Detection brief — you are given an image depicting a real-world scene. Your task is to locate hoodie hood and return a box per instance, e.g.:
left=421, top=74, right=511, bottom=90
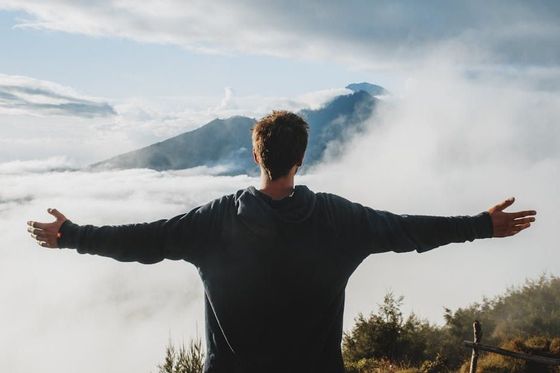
left=235, top=185, right=316, bottom=236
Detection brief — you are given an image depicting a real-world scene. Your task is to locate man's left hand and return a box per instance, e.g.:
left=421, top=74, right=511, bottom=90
left=488, top=197, right=536, bottom=237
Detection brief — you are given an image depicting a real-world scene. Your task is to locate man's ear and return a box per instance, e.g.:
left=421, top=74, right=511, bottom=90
left=252, top=149, right=259, bottom=165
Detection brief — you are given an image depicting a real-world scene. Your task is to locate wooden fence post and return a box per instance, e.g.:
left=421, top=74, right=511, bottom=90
left=469, top=320, right=482, bottom=373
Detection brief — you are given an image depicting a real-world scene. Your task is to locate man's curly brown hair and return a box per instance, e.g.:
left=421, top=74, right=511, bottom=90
left=252, top=111, right=309, bottom=180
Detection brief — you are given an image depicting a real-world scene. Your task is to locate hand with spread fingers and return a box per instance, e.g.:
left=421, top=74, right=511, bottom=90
left=488, top=197, right=537, bottom=237
left=27, top=208, right=68, bottom=248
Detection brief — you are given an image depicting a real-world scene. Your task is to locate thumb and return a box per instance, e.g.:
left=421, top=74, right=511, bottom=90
left=47, top=208, right=66, bottom=222
left=494, top=197, right=515, bottom=212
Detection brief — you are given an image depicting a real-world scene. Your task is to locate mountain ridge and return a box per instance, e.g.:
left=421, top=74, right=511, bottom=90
left=91, top=84, right=383, bottom=174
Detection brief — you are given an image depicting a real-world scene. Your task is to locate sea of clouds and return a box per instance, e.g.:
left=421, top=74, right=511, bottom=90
left=1, top=64, right=559, bottom=372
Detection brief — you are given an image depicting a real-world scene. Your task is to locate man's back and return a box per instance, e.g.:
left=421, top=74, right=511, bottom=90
left=199, top=186, right=360, bottom=372
left=57, top=184, right=492, bottom=372
left=195, top=185, right=492, bottom=372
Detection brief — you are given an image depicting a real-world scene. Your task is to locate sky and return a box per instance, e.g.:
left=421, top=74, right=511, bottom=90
left=1, top=1, right=560, bottom=372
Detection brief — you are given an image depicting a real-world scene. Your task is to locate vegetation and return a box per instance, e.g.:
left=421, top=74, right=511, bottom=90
left=157, top=338, right=205, bottom=373
left=459, top=336, right=560, bottom=373
left=343, top=293, right=446, bottom=371
left=343, top=275, right=560, bottom=372
left=157, top=275, right=560, bottom=372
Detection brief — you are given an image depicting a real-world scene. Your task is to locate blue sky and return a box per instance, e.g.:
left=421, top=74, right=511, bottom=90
left=0, top=9, right=382, bottom=98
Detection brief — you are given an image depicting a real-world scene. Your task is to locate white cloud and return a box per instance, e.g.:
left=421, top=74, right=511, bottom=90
left=0, top=74, right=115, bottom=117
left=0, top=167, right=255, bottom=373
left=0, top=156, right=75, bottom=174
left=311, top=61, right=560, bottom=323
left=214, top=86, right=236, bottom=111
left=1, top=1, right=559, bottom=69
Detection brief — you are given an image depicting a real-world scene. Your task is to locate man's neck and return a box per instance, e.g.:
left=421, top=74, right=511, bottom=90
left=259, top=173, right=295, bottom=200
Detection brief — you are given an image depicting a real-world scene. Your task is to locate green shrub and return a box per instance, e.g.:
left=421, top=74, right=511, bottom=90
left=343, top=293, right=446, bottom=370
left=157, top=338, right=205, bottom=373
left=344, top=357, right=417, bottom=373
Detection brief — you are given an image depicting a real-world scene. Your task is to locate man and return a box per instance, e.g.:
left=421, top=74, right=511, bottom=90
left=27, top=111, right=536, bottom=373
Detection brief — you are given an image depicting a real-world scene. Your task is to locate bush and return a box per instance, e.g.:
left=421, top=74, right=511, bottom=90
left=344, top=357, right=418, bottom=373
left=419, top=354, right=449, bottom=373
left=343, top=293, right=446, bottom=370
left=157, top=338, right=205, bottom=373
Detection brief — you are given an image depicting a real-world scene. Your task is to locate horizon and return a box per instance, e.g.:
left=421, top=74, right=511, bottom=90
left=1, top=2, right=559, bottom=372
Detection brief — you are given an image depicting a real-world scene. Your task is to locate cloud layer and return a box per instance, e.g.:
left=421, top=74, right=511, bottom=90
left=0, top=74, right=115, bottom=117
left=2, top=0, right=560, bottom=68
left=1, top=167, right=253, bottom=373
left=0, top=73, right=348, bottom=164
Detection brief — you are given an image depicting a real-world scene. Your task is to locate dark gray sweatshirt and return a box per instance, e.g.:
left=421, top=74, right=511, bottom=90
left=58, top=185, right=493, bottom=373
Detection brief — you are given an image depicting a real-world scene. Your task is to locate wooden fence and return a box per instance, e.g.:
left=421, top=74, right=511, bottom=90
left=464, top=320, right=560, bottom=373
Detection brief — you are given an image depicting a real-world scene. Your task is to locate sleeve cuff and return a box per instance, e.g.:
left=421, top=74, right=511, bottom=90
left=472, top=211, right=494, bottom=239
left=57, top=220, right=81, bottom=249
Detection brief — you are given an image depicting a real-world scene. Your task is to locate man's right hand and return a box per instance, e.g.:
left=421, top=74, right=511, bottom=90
left=27, top=208, right=68, bottom=248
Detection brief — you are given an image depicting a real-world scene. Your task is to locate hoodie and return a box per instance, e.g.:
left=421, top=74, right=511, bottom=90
left=58, top=185, right=493, bottom=373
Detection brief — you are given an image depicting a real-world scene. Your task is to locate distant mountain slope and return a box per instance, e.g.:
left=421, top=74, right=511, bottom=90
left=301, top=90, right=377, bottom=167
left=92, top=85, right=381, bottom=174
left=346, top=82, right=388, bottom=96
left=91, top=116, right=256, bottom=172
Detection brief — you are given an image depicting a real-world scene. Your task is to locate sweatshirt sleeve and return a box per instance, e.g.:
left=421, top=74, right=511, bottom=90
left=57, top=201, right=219, bottom=265
left=326, top=194, right=493, bottom=259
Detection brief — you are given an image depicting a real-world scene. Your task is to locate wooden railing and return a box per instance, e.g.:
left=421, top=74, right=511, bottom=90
left=464, top=320, right=560, bottom=373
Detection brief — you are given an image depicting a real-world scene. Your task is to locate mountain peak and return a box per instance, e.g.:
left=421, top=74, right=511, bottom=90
left=346, top=82, right=388, bottom=96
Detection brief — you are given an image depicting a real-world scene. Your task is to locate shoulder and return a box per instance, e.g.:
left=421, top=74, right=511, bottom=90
left=315, top=191, right=351, bottom=203
left=314, top=191, right=363, bottom=210
left=196, top=192, right=237, bottom=215
left=311, top=191, right=368, bottom=226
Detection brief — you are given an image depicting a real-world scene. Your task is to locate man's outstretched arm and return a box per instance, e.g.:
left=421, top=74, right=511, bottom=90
left=27, top=205, right=215, bottom=264
left=335, top=196, right=536, bottom=257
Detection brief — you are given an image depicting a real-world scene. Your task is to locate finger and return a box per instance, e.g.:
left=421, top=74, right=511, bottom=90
left=30, top=232, right=49, bottom=241
left=509, top=224, right=531, bottom=236
left=513, top=222, right=531, bottom=229
left=494, top=197, right=515, bottom=212
left=47, top=208, right=66, bottom=222
left=512, top=217, right=536, bottom=225
left=511, top=210, right=537, bottom=218
left=511, top=224, right=531, bottom=236
left=27, top=226, right=45, bottom=235
left=27, top=221, right=49, bottom=229
left=38, top=240, right=57, bottom=248
left=34, top=232, right=51, bottom=241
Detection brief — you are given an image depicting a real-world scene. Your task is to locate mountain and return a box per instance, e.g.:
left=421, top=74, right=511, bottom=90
left=92, top=116, right=256, bottom=173
left=346, top=82, right=388, bottom=96
left=91, top=85, right=381, bottom=174
left=300, top=90, right=377, bottom=169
